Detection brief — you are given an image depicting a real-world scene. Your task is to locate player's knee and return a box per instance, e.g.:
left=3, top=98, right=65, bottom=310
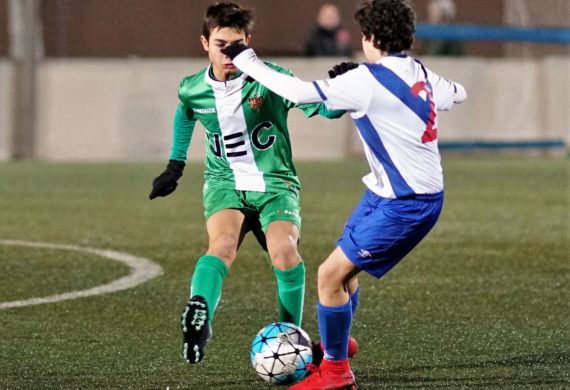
left=270, top=253, right=301, bottom=270
left=207, top=234, right=239, bottom=264
left=317, top=262, right=343, bottom=292
left=268, top=242, right=300, bottom=270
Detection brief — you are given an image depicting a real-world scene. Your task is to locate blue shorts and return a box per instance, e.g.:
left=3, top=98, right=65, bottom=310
left=337, top=190, right=443, bottom=279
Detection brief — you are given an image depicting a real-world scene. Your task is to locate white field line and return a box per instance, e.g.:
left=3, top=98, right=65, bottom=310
left=0, top=239, right=163, bottom=310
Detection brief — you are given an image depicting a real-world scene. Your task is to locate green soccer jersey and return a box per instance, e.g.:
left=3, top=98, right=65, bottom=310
left=169, top=63, right=344, bottom=193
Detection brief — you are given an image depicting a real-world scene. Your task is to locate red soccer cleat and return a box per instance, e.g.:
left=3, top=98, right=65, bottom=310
left=290, top=359, right=356, bottom=390
left=311, top=336, right=359, bottom=367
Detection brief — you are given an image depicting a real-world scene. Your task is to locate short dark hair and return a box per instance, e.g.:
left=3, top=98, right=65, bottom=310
left=202, top=2, right=254, bottom=40
left=355, top=0, right=416, bottom=53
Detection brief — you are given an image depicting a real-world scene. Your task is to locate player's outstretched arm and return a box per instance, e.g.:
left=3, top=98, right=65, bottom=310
left=222, top=44, right=323, bottom=105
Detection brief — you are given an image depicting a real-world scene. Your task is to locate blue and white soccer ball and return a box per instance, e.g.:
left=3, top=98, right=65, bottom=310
left=250, top=322, right=313, bottom=385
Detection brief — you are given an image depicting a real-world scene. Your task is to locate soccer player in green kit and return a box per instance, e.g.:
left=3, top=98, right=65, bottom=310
left=149, top=2, right=344, bottom=364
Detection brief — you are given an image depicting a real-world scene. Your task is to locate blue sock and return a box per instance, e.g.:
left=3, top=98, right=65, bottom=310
left=350, top=287, right=360, bottom=317
left=317, top=300, right=352, bottom=361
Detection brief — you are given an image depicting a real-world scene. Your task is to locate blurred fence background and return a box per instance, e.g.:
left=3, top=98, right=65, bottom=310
left=0, top=0, right=568, bottom=161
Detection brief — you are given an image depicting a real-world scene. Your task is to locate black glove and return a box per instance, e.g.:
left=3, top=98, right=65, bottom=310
left=221, top=43, right=249, bottom=60
left=149, top=160, right=185, bottom=200
left=328, top=62, right=359, bottom=79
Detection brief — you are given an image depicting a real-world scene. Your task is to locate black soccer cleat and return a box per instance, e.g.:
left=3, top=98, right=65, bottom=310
left=181, top=295, right=211, bottom=364
left=311, top=341, right=324, bottom=367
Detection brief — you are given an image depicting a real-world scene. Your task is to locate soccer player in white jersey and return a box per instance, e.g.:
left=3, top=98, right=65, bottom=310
left=222, top=0, right=467, bottom=388
left=148, top=2, right=346, bottom=365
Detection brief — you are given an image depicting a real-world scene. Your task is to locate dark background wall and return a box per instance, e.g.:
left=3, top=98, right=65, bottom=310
left=37, top=0, right=504, bottom=58
left=1, top=0, right=565, bottom=58
left=0, top=0, right=7, bottom=56
left=38, top=0, right=367, bottom=57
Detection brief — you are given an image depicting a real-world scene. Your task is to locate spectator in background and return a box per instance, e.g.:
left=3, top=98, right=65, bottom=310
left=304, top=3, right=353, bottom=57
left=425, top=0, right=464, bottom=56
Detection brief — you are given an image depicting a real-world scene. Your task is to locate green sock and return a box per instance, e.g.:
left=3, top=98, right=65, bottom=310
left=273, top=262, right=305, bottom=327
left=190, top=255, right=229, bottom=327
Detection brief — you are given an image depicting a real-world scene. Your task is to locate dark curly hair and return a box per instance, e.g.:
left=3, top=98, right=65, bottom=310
left=202, top=2, right=254, bottom=40
left=355, top=0, right=416, bottom=53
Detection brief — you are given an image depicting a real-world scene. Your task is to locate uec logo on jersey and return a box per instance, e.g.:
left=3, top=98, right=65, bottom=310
left=251, top=121, right=276, bottom=150
left=208, top=121, right=276, bottom=158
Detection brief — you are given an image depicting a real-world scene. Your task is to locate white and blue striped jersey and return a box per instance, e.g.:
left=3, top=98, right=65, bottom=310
left=312, top=55, right=465, bottom=198
left=232, top=49, right=467, bottom=199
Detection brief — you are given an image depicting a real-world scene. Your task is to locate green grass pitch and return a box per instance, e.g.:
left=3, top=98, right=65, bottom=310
left=0, top=156, right=568, bottom=389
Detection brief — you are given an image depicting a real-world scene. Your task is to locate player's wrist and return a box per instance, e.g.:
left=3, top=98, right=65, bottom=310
left=167, top=159, right=185, bottom=175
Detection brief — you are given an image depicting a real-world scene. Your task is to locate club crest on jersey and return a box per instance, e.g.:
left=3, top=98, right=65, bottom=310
left=248, top=95, right=264, bottom=111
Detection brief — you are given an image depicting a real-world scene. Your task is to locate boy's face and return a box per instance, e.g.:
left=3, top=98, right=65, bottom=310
left=201, top=27, right=251, bottom=81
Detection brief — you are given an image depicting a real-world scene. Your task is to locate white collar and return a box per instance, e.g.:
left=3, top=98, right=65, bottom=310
left=204, top=65, right=248, bottom=93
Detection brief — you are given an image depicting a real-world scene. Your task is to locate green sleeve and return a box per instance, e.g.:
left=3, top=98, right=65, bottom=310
left=295, top=103, right=346, bottom=119
left=169, top=103, right=196, bottom=162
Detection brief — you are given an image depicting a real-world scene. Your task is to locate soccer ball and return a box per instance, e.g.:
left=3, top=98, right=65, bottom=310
left=250, top=322, right=313, bottom=385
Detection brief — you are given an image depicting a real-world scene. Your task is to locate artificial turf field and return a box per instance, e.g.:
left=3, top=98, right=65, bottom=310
left=0, top=156, right=568, bottom=389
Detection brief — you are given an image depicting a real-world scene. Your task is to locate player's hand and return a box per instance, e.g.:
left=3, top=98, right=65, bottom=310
left=221, top=43, right=249, bottom=60
left=328, top=62, right=359, bottom=78
left=149, top=160, right=185, bottom=200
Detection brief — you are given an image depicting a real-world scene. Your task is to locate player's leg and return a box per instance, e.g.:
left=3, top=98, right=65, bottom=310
left=194, top=208, right=246, bottom=319
left=291, top=191, right=388, bottom=388
left=317, top=247, right=361, bottom=360
left=265, top=220, right=305, bottom=326
left=182, top=209, right=246, bottom=364
left=315, top=191, right=444, bottom=385
left=182, top=188, right=249, bottom=364
left=255, top=190, right=305, bottom=327
left=290, top=247, right=359, bottom=390
left=313, top=272, right=360, bottom=366
left=310, top=195, right=366, bottom=367
left=247, top=211, right=307, bottom=326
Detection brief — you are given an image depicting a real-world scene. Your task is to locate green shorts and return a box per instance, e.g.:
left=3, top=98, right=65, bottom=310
left=203, top=186, right=302, bottom=233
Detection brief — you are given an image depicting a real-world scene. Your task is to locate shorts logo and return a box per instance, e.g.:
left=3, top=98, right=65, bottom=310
left=277, top=209, right=298, bottom=217
left=248, top=95, right=265, bottom=111
left=358, top=249, right=371, bottom=258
